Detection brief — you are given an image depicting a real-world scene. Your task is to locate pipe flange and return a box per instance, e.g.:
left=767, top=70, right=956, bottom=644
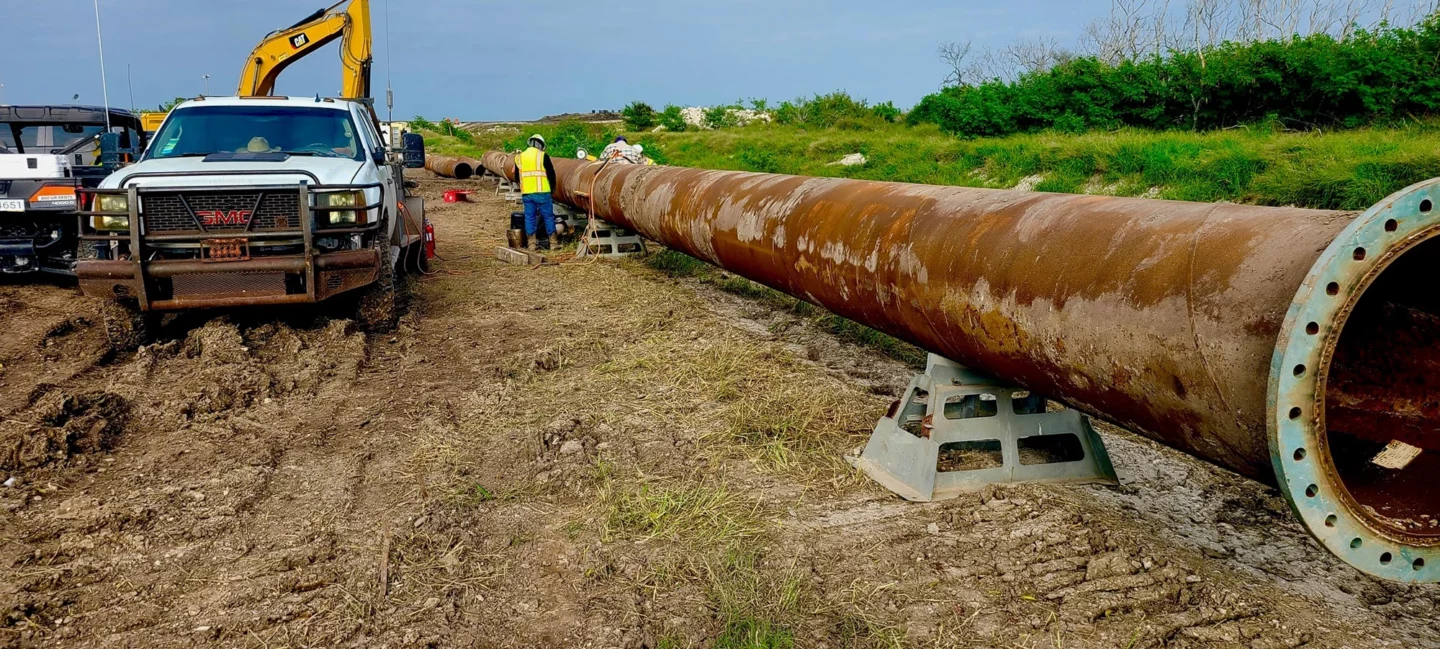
left=1270, top=179, right=1440, bottom=582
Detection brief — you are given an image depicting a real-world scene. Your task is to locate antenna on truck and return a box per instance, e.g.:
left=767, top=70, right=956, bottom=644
left=384, top=0, right=394, bottom=125
left=92, top=0, right=112, bottom=130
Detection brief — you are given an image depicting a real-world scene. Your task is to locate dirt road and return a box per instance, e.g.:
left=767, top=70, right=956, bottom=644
left=1, top=172, right=1436, bottom=648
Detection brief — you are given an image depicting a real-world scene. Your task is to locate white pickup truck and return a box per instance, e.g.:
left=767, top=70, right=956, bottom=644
left=77, top=96, right=427, bottom=347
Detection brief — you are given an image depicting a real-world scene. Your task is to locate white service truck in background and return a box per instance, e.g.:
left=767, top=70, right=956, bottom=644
left=76, top=96, right=427, bottom=347
left=0, top=106, right=146, bottom=275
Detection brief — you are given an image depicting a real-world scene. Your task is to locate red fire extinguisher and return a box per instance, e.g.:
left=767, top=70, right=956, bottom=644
left=424, top=218, right=437, bottom=259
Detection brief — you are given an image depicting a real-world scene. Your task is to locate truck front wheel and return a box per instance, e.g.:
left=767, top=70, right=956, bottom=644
left=354, top=256, right=399, bottom=334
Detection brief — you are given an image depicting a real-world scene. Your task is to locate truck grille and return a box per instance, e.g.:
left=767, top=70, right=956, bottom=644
left=172, top=271, right=289, bottom=299
left=0, top=181, right=10, bottom=195
left=140, top=191, right=301, bottom=234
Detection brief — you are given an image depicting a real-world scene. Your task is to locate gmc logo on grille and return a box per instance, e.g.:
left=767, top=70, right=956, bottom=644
left=197, top=209, right=253, bottom=226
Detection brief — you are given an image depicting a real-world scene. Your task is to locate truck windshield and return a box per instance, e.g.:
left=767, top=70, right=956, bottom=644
left=146, top=106, right=363, bottom=161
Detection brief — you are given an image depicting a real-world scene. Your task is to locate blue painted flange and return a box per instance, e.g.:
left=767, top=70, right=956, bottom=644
left=1269, top=179, right=1440, bottom=582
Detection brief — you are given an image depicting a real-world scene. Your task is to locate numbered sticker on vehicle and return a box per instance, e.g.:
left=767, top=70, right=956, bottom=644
left=0, top=200, right=25, bottom=212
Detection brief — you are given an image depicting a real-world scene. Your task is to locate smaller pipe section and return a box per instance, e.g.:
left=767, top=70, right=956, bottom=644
left=425, top=155, right=474, bottom=180
left=458, top=156, right=485, bottom=176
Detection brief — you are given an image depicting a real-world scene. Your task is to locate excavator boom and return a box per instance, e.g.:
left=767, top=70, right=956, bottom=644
left=236, top=0, right=372, bottom=99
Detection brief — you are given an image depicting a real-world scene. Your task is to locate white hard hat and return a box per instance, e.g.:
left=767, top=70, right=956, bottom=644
left=633, top=144, right=644, bottom=153
left=529, top=134, right=546, bottom=147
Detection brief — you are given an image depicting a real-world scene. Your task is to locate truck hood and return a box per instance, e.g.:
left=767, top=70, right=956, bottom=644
left=102, top=156, right=366, bottom=189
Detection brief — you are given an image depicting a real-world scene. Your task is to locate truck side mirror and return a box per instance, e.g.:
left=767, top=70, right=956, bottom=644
left=99, top=132, right=122, bottom=170
left=402, top=133, right=426, bottom=169
left=372, top=145, right=386, bottom=165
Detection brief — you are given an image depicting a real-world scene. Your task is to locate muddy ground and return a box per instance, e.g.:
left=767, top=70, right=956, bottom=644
left=1, top=172, right=1436, bottom=648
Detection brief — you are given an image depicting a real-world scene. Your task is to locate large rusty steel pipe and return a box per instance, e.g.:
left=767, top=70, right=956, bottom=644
left=481, top=152, right=515, bottom=181
left=425, top=155, right=474, bottom=180
left=517, top=152, right=1440, bottom=582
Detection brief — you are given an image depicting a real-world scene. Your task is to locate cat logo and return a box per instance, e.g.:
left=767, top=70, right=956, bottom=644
left=290, top=33, right=310, bottom=49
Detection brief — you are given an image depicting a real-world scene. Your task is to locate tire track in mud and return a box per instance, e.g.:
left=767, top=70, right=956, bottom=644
left=1, top=306, right=378, bottom=645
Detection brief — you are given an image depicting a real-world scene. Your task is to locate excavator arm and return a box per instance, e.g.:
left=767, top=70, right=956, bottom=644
left=236, top=0, right=372, bottom=99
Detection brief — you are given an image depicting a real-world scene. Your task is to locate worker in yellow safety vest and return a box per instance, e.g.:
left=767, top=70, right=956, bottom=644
left=513, top=134, right=559, bottom=250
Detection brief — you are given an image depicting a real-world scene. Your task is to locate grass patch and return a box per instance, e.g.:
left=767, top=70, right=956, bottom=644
left=601, top=333, right=878, bottom=481
left=647, top=249, right=711, bottom=278
left=713, top=619, right=795, bottom=649
left=597, top=476, right=763, bottom=546
left=722, top=391, right=867, bottom=475
left=703, top=549, right=806, bottom=649
left=644, top=120, right=1440, bottom=210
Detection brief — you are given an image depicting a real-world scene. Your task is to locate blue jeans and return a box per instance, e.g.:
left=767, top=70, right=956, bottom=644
left=523, top=193, right=556, bottom=239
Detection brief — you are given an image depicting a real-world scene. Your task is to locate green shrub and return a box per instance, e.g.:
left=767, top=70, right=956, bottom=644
left=410, top=115, right=437, bottom=131
left=660, top=105, right=688, bottom=132
left=765, top=92, right=900, bottom=130
left=500, top=121, right=617, bottom=160
left=436, top=118, right=474, bottom=144
left=910, top=17, right=1440, bottom=138
left=705, top=105, right=741, bottom=130
left=735, top=143, right=785, bottom=174
left=871, top=101, right=901, bottom=123
left=622, top=102, right=657, bottom=131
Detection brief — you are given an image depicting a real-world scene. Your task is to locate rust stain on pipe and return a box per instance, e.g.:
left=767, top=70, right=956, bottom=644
left=511, top=152, right=1440, bottom=580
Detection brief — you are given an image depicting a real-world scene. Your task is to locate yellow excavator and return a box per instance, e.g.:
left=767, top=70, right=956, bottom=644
left=237, top=0, right=373, bottom=99
left=139, top=1, right=374, bottom=131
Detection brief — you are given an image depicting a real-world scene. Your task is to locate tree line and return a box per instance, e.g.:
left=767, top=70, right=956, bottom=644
left=912, top=0, right=1440, bottom=136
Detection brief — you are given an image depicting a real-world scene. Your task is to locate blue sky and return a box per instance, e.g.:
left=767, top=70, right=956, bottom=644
left=1, top=0, right=1110, bottom=120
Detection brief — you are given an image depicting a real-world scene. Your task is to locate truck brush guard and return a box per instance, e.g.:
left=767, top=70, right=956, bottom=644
left=76, top=170, right=386, bottom=310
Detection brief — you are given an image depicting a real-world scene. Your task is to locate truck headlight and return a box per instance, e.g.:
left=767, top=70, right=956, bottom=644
left=320, top=191, right=364, bottom=225
left=95, top=194, right=129, bottom=213
left=92, top=215, right=129, bottom=231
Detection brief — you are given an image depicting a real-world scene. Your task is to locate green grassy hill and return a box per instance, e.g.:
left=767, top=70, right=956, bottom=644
left=427, top=118, right=1440, bottom=212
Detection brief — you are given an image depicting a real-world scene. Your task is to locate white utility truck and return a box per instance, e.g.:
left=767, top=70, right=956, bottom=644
left=76, top=96, right=427, bottom=347
left=0, top=106, right=146, bottom=275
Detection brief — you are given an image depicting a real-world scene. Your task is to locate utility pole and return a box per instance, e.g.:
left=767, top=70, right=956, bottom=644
left=0, top=84, right=6, bottom=106
left=127, top=63, right=135, bottom=113
left=203, top=74, right=211, bottom=96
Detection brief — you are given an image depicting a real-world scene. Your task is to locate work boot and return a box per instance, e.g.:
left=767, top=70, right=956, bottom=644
left=537, top=237, right=552, bottom=252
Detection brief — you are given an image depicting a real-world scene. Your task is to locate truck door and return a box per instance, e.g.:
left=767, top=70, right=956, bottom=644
left=351, top=104, right=397, bottom=248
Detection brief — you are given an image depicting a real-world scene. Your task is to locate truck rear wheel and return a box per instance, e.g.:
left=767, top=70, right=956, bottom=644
left=99, top=299, right=159, bottom=351
left=354, top=255, right=399, bottom=333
